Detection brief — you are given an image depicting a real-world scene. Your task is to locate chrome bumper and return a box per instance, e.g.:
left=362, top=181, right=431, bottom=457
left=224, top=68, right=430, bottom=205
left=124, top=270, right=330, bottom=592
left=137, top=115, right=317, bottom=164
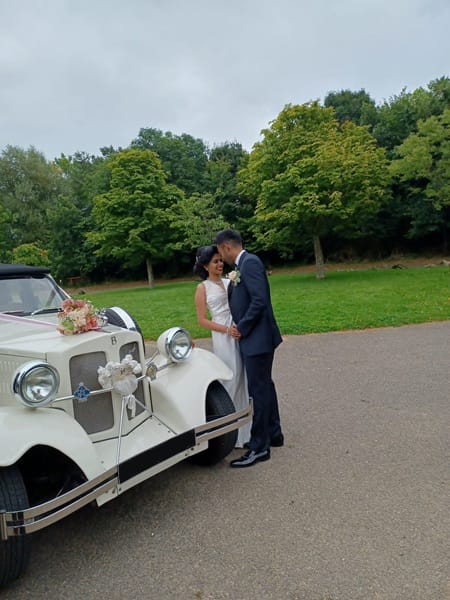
left=0, top=468, right=117, bottom=541
left=0, top=403, right=252, bottom=540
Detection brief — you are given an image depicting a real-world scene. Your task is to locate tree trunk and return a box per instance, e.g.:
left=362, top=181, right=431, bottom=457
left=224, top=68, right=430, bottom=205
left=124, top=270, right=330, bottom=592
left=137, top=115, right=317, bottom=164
left=313, top=234, right=325, bottom=280
left=146, top=257, right=155, bottom=289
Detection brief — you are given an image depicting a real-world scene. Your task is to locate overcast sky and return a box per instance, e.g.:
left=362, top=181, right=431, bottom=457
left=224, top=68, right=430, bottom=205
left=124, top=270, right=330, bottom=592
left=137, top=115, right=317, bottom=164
left=1, top=0, right=449, bottom=160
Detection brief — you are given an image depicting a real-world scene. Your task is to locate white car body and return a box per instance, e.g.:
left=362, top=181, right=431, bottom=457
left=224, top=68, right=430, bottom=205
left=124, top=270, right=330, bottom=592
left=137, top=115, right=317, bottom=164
left=0, top=264, right=251, bottom=587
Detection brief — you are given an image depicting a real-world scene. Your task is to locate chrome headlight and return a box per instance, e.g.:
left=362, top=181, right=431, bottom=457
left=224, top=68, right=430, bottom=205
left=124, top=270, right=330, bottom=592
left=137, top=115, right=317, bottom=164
left=157, top=327, right=193, bottom=362
left=13, top=361, right=60, bottom=408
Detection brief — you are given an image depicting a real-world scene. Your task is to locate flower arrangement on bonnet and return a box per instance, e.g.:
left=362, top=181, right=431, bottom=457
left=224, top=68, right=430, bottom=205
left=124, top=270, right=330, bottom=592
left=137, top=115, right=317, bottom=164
left=57, top=299, right=103, bottom=335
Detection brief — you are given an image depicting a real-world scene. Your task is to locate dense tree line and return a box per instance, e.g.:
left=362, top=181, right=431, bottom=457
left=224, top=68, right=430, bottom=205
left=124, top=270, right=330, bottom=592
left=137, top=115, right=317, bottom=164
left=0, top=76, right=448, bottom=283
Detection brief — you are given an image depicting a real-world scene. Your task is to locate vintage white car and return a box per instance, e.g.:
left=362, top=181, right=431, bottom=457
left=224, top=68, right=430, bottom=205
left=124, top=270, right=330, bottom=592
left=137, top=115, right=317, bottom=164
left=0, top=264, right=251, bottom=587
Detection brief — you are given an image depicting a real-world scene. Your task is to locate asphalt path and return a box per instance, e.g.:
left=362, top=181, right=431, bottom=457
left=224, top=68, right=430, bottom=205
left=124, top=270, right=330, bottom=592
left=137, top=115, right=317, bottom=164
left=4, top=322, right=449, bottom=600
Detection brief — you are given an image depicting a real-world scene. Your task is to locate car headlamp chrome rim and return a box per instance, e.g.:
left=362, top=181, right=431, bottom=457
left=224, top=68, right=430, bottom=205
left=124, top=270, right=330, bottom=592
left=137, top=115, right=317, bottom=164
left=13, top=361, right=60, bottom=408
left=157, top=327, right=193, bottom=362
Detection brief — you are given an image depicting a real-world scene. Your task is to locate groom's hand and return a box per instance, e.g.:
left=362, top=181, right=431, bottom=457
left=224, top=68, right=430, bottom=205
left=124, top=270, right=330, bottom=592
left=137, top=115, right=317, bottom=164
left=230, top=324, right=241, bottom=339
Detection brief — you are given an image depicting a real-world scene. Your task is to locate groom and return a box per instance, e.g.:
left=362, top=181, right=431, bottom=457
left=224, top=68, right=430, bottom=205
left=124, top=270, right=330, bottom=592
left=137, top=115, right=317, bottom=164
left=215, top=229, right=283, bottom=468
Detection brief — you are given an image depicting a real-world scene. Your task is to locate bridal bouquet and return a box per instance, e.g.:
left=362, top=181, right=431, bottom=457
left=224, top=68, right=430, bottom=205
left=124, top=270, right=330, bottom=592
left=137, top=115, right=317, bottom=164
left=57, top=299, right=101, bottom=335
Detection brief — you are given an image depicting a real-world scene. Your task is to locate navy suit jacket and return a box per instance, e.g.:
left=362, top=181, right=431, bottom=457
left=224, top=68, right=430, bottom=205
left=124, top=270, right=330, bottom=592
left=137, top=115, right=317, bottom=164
left=228, top=251, right=282, bottom=356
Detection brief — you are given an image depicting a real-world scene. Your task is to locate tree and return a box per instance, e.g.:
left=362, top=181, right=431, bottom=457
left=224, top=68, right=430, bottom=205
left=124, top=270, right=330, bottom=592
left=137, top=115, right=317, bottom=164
left=55, top=151, right=112, bottom=212
left=87, top=148, right=183, bottom=288
left=239, top=102, right=390, bottom=279
left=373, top=77, right=450, bottom=154
left=46, top=197, right=94, bottom=280
left=390, top=108, right=450, bottom=250
left=169, top=192, right=229, bottom=253
left=51, top=151, right=112, bottom=280
left=0, top=145, right=64, bottom=248
left=428, top=76, right=450, bottom=107
left=12, top=243, right=50, bottom=267
left=206, top=142, right=254, bottom=229
left=0, top=204, right=12, bottom=262
left=131, top=128, right=209, bottom=196
left=324, top=89, right=378, bottom=130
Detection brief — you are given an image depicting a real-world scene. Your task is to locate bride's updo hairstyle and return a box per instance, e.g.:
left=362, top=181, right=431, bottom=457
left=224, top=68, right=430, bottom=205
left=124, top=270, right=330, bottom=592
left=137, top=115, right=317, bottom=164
left=193, top=245, right=219, bottom=280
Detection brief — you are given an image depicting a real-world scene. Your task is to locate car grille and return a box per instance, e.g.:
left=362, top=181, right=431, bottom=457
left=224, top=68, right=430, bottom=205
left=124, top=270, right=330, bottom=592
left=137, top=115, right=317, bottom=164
left=0, top=357, right=25, bottom=398
left=71, top=351, right=114, bottom=434
left=70, top=343, right=146, bottom=435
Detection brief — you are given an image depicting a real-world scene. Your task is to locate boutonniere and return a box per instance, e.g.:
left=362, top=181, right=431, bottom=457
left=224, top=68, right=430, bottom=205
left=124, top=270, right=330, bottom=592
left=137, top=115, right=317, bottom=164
left=227, top=268, right=241, bottom=286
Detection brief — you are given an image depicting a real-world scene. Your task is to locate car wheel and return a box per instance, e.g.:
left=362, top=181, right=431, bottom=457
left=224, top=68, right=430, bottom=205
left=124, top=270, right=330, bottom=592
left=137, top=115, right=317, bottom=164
left=0, top=466, right=31, bottom=587
left=191, top=381, right=238, bottom=466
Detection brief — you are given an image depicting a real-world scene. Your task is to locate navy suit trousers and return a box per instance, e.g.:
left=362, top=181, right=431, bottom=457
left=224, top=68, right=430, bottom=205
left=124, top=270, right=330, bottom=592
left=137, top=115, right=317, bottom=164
left=242, top=351, right=282, bottom=453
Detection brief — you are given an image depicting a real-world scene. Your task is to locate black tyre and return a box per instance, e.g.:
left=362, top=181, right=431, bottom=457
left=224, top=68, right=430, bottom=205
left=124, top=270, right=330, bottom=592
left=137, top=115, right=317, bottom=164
left=0, top=466, right=31, bottom=587
left=191, top=381, right=238, bottom=466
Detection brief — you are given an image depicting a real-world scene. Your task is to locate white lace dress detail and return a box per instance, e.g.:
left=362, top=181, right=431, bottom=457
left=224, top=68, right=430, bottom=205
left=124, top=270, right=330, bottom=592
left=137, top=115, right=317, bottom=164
left=203, top=279, right=251, bottom=448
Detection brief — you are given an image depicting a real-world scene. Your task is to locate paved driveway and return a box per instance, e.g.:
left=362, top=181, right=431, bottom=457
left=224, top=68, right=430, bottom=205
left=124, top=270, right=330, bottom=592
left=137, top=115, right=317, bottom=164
left=4, top=322, right=449, bottom=600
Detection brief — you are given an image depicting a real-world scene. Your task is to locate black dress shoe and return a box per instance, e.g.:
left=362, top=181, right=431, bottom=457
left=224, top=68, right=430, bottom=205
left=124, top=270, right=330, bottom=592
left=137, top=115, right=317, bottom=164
left=271, top=433, right=284, bottom=447
left=230, top=449, right=270, bottom=468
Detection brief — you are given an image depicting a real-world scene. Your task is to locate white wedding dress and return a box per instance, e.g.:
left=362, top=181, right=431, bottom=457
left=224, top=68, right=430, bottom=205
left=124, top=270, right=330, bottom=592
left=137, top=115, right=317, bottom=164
left=203, top=278, right=251, bottom=448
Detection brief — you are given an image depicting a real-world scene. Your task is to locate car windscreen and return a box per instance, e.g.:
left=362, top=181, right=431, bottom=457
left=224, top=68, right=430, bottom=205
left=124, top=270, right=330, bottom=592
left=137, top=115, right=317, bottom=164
left=0, top=275, right=66, bottom=315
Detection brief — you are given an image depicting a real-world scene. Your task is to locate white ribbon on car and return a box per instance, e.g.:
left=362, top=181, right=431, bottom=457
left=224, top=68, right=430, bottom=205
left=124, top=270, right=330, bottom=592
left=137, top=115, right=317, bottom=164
left=97, top=354, right=142, bottom=417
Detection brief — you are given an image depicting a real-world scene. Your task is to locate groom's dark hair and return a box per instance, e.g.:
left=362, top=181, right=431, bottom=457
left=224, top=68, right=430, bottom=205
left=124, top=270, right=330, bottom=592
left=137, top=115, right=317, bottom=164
left=215, top=229, right=242, bottom=246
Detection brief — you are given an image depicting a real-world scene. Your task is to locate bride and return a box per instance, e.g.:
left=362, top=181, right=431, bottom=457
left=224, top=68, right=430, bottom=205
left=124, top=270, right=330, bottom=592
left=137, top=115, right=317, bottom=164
left=194, top=245, right=251, bottom=448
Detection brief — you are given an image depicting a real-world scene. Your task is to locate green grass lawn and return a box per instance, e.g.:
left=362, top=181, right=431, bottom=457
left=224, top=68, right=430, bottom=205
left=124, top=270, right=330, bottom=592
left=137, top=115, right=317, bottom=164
left=80, top=266, right=450, bottom=340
